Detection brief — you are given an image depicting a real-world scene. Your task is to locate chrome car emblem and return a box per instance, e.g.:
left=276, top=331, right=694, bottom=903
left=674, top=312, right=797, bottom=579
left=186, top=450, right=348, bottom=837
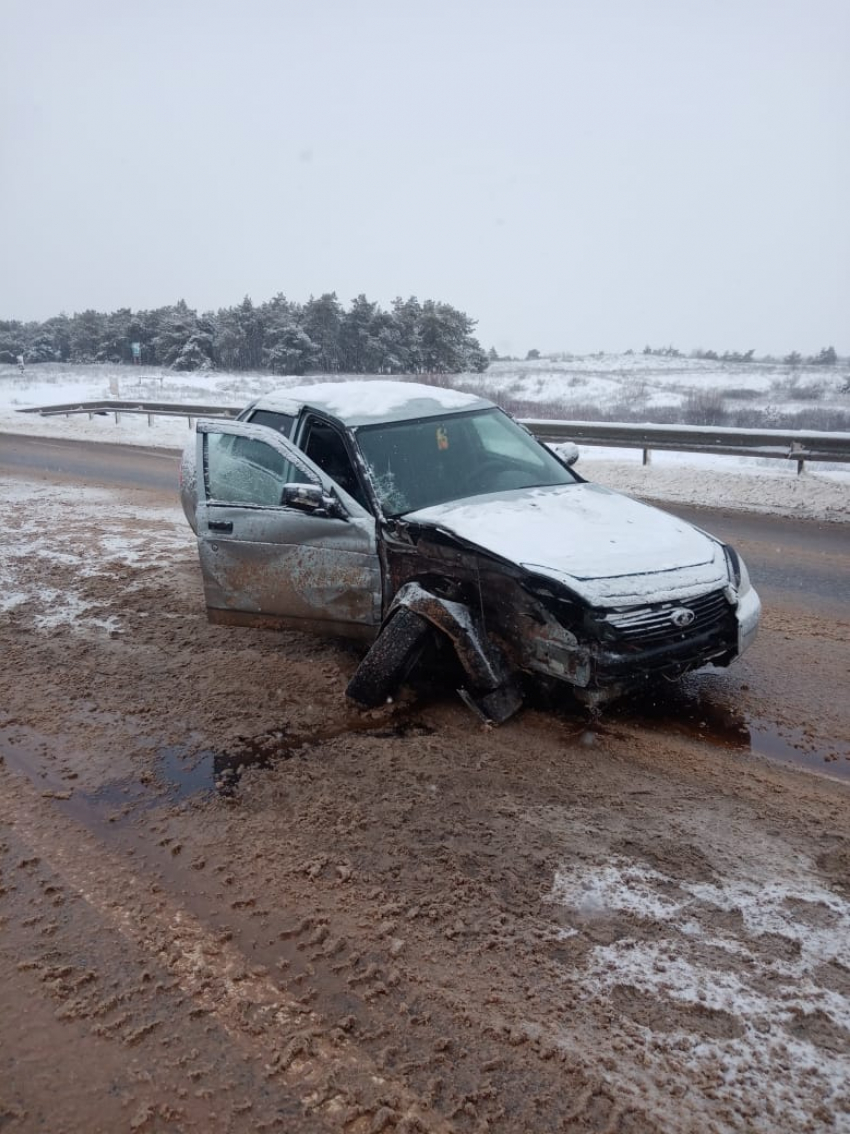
left=669, top=607, right=696, bottom=628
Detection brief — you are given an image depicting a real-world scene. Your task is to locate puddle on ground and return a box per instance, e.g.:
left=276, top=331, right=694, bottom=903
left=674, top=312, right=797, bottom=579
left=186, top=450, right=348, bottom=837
left=0, top=712, right=437, bottom=870
left=57, top=716, right=436, bottom=815
left=2, top=677, right=845, bottom=837
left=157, top=714, right=436, bottom=802
left=158, top=743, right=222, bottom=798
left=0, top=713, right=437, bottom=831
left=600, top=679, right=850, bottom=781
left=150, top=738, right=281, bottom=801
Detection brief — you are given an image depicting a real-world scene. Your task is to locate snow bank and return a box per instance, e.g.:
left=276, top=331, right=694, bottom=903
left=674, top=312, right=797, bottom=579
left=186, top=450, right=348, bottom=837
left=581, top=450, right=850, bottom=524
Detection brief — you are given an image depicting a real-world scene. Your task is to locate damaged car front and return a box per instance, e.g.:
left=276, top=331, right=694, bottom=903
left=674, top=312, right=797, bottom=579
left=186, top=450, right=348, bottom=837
left=348, top=399, right=760, bottom=717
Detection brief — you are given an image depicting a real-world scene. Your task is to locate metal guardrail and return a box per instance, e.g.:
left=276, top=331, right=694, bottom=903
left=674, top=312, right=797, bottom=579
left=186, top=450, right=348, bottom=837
left=18, top=399, right=241, bottom=425
left=525, top=419, right=850, bottom=473
left=18, top=399, right=850, bottom=474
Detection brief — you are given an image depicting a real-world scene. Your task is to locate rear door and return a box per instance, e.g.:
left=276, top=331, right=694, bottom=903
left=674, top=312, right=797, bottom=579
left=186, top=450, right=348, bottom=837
left=193, top=420, right=381, bottom=637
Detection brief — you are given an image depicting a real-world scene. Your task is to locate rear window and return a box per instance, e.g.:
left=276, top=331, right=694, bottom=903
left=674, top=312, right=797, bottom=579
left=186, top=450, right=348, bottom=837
left=246, top=409, right=296, bottom=438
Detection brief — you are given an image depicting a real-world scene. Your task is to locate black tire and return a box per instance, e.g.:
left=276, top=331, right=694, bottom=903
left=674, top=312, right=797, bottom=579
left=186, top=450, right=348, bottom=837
left=346, top=609, right=431, bottom=708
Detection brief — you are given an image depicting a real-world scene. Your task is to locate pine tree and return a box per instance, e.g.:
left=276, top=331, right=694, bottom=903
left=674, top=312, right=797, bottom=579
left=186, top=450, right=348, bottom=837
left=303, top=293, right=344, bottom=372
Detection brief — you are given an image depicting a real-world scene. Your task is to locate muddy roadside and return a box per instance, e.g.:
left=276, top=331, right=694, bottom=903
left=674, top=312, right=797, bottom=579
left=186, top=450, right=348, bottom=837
left=1, top=476, right=849, bottom=1133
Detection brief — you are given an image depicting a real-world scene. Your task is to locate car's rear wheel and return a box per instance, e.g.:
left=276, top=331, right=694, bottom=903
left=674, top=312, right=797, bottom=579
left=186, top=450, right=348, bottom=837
left=346, top=609, right=431, bottom=707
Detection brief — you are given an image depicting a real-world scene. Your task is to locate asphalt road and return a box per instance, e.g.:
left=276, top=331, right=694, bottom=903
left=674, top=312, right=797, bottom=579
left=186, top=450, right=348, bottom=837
left=0, top=431, right=182, bottom=493
left=2, top=431, right=848, bottom=612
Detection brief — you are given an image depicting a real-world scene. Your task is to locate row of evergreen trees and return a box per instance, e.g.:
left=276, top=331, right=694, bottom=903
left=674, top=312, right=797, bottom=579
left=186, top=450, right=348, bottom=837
left=0, top=293, right=488, bottom=375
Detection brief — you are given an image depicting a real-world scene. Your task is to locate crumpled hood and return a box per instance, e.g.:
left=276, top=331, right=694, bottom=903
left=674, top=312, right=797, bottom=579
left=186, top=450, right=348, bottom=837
left=405, top=482, right=729, bottom=605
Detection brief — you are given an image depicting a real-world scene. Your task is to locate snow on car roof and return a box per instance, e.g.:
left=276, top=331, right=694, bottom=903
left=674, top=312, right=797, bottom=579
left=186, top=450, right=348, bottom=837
left=252, top=380, right=490, bottom=426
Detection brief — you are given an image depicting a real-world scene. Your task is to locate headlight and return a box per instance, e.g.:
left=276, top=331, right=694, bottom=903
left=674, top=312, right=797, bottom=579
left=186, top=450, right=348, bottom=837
left=724, top=545, right=751, bottom=597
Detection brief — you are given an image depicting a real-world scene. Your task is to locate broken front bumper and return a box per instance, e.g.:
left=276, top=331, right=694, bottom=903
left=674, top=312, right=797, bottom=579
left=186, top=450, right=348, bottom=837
left=525, top=585, right=761, bottom=698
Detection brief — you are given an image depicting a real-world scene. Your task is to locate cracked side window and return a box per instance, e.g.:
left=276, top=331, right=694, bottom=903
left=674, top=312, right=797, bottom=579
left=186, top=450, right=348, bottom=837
left=204, top=432, right=311, bottom=506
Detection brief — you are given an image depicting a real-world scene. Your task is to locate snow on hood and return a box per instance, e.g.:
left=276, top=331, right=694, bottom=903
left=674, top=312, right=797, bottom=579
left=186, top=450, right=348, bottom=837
left=405, top=483, right=729, bottom=605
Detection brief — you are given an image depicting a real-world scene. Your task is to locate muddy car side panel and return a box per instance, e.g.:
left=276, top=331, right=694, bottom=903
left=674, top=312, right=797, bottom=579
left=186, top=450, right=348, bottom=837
left=194, top=421, right=381, bottom=634
left=197, top=507, right=380, bottom=631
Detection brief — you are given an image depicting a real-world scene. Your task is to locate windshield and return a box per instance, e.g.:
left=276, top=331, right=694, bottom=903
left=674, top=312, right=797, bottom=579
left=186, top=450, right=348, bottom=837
left=356, top=407, right=579, bottom=517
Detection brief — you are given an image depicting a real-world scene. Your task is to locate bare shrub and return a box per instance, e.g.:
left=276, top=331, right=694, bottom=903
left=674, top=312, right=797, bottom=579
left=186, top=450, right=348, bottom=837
left=682, top=390, right=728, bottom=426
left=639, top=405, right=684, bottom=424
left=780, top=406, right=850, bottom=430
left=608, top=399, right=650, bottom=422
left=497, top=395, right=580, bottom=419
left=769, top=373, right=827, bottom=403
left=785, top=381, right=826, bottom=401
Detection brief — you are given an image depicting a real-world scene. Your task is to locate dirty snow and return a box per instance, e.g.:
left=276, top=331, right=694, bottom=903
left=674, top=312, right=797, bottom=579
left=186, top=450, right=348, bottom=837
left=548, top=840, right=850, bottom=1131
left=0, top=477, right=191, bottom=632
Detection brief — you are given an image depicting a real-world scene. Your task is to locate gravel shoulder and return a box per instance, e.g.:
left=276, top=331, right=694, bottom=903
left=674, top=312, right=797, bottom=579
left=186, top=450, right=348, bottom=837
left=1, top=473, right=849, bottom=1134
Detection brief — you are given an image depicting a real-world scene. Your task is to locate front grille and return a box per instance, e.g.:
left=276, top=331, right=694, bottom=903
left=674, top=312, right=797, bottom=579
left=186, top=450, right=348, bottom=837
left=600, top=589, right=732, bottom=649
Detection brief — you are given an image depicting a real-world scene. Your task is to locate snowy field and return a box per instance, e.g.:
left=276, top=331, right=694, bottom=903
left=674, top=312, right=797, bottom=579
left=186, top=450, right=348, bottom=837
left=483, top=353, right=850, bottom=424
left=1, top=359, right=848, bottom=523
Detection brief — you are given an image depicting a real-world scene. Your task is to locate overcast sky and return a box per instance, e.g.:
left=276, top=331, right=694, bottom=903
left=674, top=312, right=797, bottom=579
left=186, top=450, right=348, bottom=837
left=2, top=0, right=848, bottom=357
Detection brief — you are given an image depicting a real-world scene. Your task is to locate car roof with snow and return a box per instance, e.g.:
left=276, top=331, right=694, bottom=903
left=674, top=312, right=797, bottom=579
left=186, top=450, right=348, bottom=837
left=249, top=380, right=493, bottom=428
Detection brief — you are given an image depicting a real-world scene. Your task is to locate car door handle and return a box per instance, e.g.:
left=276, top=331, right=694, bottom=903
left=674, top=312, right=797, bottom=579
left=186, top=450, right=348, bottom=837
left=208, top=520, right=233, bottom=533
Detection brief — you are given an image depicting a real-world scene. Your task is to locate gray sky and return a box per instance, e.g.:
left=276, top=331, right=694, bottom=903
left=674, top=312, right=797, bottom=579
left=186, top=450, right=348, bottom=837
left=2, top=0, right=848, bottom=357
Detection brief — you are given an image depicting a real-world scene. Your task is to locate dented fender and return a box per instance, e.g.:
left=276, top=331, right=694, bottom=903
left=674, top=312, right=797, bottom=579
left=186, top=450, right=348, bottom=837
left=378, top=582, right=522, bottom=724
left=388, top=581, right=510, bottom=692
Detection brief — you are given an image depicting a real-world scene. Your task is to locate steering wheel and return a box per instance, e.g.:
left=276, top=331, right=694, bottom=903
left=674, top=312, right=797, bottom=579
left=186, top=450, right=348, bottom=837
left=466, top=459, right=510, bottom=492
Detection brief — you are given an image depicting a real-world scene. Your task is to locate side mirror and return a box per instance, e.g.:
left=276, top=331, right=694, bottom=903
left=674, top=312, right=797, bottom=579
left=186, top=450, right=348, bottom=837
left=551, top=441, right=579, bottom=467
left=282, top=482, right=342, bottom=516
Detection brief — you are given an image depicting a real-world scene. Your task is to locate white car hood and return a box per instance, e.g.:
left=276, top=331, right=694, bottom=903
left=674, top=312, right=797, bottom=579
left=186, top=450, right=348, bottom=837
left=405, top=483, right=729, bottom=606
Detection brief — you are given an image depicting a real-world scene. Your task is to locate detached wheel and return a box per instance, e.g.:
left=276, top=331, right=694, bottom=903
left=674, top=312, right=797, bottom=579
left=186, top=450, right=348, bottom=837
left=346, top=609, right=431, bottom=708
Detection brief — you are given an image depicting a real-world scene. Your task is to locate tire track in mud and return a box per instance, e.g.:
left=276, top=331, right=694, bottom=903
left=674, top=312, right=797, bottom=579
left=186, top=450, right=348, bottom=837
left=1, top=724, right=660, bottom=1134
left=0, top=767, right=454, bottom=1134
